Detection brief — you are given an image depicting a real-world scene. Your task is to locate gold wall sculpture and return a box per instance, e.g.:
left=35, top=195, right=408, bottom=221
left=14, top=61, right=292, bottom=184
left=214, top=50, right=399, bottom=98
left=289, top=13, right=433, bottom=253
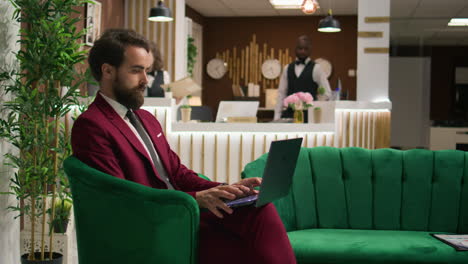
left=215, top=34, right=294, bottom=93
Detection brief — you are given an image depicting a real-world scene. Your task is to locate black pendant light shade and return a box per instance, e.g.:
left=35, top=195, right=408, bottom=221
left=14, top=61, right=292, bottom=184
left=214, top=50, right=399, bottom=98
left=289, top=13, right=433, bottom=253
left=148, top=0, right=173, bottom=22
left=318, top=9, right=341, bottom=33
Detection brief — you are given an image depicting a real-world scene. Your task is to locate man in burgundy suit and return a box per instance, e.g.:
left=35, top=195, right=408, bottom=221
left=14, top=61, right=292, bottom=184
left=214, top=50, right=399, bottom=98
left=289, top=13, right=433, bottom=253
left=71, top=29, right=296, bottom=264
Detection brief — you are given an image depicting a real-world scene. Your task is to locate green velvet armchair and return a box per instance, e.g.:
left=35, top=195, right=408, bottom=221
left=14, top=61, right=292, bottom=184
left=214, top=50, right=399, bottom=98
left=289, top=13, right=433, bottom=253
left=242, top=147, right=468, bottom=264
left=63, top=156, right=199, bottom=264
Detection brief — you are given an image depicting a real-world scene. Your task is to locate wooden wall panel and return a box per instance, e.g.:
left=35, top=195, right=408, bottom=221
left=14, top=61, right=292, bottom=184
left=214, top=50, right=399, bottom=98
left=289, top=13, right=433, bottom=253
left=99, top=0, right=125, bottom=30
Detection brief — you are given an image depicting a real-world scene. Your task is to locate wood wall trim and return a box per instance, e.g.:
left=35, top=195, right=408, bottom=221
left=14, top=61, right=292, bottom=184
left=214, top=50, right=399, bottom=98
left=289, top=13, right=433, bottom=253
left=358, top=31, right=383, bottom=38
left=365, top=17, right=390, bottom=23
left=364, top=47, right=389, bottom=53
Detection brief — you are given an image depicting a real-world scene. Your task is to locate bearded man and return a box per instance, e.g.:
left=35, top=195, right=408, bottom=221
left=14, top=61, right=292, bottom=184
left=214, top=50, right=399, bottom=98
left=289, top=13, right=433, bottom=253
left=71, top=29, right=296, bottom=264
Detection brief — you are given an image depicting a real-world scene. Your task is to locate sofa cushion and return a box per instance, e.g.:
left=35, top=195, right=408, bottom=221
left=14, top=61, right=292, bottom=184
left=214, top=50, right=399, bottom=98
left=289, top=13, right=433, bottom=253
left=288, top=229, right=468, bottom=264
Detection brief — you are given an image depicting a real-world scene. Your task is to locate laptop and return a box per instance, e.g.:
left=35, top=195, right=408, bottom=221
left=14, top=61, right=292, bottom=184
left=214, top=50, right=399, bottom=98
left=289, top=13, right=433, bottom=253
left=225, top=137, right=303, bottom=208
left=215, top=101, right=259, bottom=122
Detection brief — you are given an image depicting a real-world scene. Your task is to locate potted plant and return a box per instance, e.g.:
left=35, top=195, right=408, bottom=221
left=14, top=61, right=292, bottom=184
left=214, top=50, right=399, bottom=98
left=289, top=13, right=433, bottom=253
left=180, top=104, right=192, bottom=122
left=317, top=86, right=327, bottom=101
left=187, top=36, right=197, bottom=77
left=51, top=198, right=73, bottom=234
left=165, top=86, right=173, bottom=99
left=0, top=0, right=88, bottom=263
left=313, top=107, right=322, bottom=123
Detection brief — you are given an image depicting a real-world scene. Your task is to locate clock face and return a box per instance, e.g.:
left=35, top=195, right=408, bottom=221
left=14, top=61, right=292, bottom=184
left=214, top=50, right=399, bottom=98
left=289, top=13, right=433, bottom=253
left=206, top=58, right=227, bottom=79
left=261, top=59, right=282, bottom=79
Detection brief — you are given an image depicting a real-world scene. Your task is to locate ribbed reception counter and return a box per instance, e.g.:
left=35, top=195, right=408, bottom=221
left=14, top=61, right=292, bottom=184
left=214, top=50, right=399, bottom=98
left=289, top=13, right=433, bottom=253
left=141, top=98, right=392, bottom=183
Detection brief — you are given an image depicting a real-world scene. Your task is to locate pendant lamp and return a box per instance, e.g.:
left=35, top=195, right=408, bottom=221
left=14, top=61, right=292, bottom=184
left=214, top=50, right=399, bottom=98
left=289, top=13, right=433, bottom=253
left=148, top=0, right=173, bottom=22
left=318, top=9, right=341, bottom=33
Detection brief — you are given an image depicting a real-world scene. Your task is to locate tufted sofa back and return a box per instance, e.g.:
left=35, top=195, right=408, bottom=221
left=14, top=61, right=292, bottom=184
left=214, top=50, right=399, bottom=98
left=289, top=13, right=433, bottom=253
left=242, top=147, right=468, bottom=233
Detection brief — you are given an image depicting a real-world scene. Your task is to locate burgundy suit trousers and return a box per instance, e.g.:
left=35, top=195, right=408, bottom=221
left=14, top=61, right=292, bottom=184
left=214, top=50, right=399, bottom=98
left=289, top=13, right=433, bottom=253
left=199, top=203, right=296, bottom=264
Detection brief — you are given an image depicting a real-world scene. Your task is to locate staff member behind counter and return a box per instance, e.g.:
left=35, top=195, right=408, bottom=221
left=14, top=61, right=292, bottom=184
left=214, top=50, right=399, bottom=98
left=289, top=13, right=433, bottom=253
left=146, top=41, right=171, bottom=97
left=274, top=35, right=332, bottom=120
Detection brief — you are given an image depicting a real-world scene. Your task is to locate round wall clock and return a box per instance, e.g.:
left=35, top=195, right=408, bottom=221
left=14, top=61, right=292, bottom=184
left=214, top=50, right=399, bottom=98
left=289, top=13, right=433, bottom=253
left=314, top=58, right=332, bottom=78
left=261, top=59, right=282, bottom=79
left=206, top=58, right=227, bottom=79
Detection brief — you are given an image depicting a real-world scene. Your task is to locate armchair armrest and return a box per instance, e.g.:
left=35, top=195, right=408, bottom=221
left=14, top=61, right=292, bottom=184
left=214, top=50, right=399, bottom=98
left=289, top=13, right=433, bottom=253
left=64, top=156, right=199, bottom=264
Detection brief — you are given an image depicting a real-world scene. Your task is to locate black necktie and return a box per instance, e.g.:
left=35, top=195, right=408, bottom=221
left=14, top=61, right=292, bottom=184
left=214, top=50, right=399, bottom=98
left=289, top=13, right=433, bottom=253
left=126, top=110, right=174, bottom=189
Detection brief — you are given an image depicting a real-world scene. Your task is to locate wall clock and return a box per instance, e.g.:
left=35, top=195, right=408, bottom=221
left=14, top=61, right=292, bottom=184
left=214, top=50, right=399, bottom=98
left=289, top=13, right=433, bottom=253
left=206, top=58, right=227, bottom=79
left=261, top=59, right=282, bottom=79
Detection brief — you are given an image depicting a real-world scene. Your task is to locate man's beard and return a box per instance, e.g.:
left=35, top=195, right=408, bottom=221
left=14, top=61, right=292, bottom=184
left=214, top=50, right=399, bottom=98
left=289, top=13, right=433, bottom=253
left=113, top=76, right=145, bottom=110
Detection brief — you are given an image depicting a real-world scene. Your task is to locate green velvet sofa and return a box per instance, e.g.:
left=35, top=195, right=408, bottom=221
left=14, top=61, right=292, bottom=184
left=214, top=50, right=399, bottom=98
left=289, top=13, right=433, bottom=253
left=242, top=147, right=468, bottom=264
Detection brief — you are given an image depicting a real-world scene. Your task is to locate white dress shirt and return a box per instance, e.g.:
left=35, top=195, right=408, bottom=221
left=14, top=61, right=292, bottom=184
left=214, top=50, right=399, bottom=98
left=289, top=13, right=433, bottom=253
left=273, top=58, right=332, bottom=120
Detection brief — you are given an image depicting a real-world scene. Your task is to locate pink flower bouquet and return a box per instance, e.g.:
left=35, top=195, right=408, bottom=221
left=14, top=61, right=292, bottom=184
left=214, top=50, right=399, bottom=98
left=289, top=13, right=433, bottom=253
left=283, top=92, right=314, bottom=111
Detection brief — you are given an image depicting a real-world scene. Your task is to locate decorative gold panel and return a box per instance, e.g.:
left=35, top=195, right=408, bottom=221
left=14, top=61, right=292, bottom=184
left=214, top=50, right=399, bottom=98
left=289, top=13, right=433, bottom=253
left=365, top=17, right=390, bottom=23
left=364, top=47, right=389, bottom=54
left=358, top=31, right=383, bottom=38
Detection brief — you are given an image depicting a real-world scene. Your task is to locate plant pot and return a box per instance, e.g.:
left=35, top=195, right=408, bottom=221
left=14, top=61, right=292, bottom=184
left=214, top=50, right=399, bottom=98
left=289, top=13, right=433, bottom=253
left=313, top=108, right=322, bottom=123
left=181, top=108, right=192, bottom=122
left=21, top=252, right=63, bottom=264
left=165, top=91, right=173, bottom=99
left=53, top=219, right=69, bottom=233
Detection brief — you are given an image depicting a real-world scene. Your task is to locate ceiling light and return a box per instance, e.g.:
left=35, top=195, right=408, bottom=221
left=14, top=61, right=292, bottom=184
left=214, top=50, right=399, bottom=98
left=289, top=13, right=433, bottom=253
left=318, top=9, right=341, bottom=33
left=270, top=0, right=302, bottom=9
left=301, top=0, right=320, bottom=14
left=148, top=0, right=173, bottom=22
left=448, top=18, right=468, bottom=26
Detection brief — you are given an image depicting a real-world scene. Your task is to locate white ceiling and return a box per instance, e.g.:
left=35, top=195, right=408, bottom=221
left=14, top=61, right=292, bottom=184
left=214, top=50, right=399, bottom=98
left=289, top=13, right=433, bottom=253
left=186, top=0, right=468, bottom=46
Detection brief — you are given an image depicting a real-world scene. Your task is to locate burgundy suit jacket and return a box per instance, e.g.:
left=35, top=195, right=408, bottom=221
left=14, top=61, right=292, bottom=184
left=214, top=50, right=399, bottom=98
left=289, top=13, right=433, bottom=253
left=71, top=93, right=220, bottom=198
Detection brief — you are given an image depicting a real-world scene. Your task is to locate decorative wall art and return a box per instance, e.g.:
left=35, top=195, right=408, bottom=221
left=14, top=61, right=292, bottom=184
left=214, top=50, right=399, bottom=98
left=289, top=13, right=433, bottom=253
left=85, top=1, right=102, bottom=46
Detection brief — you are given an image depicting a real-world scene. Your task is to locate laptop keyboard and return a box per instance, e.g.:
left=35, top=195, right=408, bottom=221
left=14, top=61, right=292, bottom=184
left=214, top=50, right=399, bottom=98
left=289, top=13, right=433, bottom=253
left=225, top=194, right=259, bottom=208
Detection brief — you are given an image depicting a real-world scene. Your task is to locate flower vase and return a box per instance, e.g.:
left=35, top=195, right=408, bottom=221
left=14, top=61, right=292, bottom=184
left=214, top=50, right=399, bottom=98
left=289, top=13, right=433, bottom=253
left=293, top=110, right=304, bottom=123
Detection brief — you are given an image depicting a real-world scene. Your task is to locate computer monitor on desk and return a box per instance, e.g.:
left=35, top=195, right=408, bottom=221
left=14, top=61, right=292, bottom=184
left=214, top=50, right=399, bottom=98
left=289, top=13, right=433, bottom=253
left=215, top=101, right=259, bottom=123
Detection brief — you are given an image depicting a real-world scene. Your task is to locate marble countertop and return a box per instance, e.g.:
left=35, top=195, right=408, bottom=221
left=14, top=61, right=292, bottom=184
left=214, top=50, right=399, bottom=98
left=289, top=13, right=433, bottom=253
left=171, top=122, right=335, bottom=132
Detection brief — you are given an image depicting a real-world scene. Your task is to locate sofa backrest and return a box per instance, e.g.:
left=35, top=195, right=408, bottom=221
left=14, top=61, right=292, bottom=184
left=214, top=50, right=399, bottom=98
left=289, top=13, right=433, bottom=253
left=242, top=147, right=468, bottom=233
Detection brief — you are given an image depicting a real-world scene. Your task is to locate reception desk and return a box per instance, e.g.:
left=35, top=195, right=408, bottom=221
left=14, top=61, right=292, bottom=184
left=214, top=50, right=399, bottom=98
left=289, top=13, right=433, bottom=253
left=141, top=99, right=391, bottom=183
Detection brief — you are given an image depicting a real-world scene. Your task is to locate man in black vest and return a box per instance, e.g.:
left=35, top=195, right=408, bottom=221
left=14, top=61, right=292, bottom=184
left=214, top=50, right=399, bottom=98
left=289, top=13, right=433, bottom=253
left=274, top=35, right=331, bottom=120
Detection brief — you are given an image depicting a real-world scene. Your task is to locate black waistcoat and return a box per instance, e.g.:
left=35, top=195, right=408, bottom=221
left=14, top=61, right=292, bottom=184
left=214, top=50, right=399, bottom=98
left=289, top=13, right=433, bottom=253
left=147, top=70, right=165, bottom=97
left=282, top=61, right=318, bottom=119
left=286, top=61, right=318, bottom=97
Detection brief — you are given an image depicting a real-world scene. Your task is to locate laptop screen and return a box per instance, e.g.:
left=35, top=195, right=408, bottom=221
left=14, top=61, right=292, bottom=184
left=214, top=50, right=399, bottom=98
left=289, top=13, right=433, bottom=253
left=256, top=137, right=303, bottom=207
left=215, top=101, right=259, bottom=122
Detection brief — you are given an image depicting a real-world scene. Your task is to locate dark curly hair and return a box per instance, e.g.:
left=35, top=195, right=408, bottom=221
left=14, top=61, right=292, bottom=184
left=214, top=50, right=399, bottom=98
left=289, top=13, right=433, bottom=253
left=88, top=28, right=150, bottom=81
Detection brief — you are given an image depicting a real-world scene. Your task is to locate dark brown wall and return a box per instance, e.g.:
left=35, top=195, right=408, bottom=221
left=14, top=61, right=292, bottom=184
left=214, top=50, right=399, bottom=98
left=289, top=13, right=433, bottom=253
left=199, top=16, right=357, bottom=112
left=392, top=45, right=468, bottom=121
left=186, top=5, right=205, bottom=26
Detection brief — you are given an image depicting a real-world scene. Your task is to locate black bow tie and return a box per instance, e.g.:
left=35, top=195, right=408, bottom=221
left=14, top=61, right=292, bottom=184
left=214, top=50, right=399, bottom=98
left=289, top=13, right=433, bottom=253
left=295, top=59, right=306, bottom=65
